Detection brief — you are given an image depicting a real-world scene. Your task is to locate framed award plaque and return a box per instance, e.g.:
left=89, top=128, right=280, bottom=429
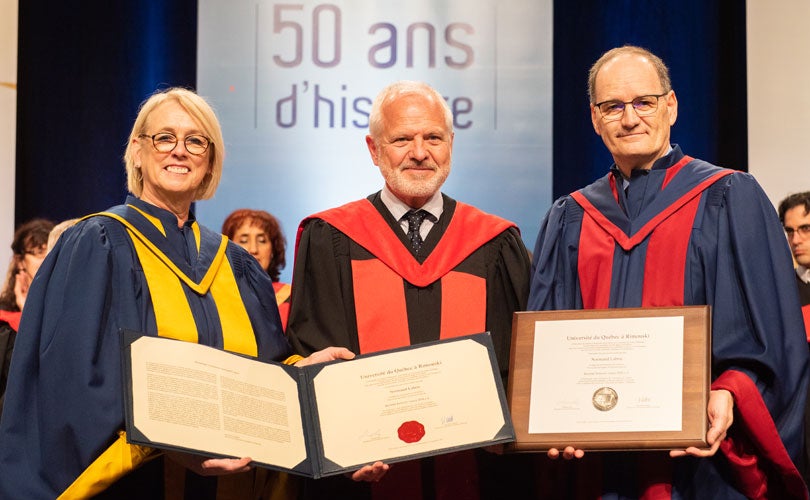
left=507, top=306, right=711, bottom=451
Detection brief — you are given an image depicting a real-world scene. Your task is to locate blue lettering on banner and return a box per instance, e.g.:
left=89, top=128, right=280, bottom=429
left=262, top=3, right=477, bottom=129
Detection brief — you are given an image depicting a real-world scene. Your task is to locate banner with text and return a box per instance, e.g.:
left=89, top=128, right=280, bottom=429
left=197, top=0, right=552, bottom=282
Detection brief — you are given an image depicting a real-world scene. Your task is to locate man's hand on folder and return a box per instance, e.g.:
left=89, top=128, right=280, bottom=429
left=351, top=461, right=390, bottom=482
left=165, top=451, right=253, bottom=476
left=294, top=346, right=356, bottom=367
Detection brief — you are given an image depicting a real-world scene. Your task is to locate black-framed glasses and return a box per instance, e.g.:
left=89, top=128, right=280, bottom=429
left=138, top=132, right=211, bottom=156
left=785, top=224, right=810, bottom=239
left=594, top=93, right=669, bottom=121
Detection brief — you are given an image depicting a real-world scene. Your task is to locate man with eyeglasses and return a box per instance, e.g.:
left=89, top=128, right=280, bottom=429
left=779, top=190, right=810, bottom=486
left=528, top=45, right=809, bottom=498
left=780, top=192, right=810, bottom=336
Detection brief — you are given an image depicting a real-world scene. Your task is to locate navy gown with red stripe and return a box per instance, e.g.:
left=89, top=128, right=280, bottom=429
left=528, top=145, right=809, bottom=499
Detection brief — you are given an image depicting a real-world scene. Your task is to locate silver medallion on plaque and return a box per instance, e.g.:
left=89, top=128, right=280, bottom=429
left=592, top=387, right=618, bottom=411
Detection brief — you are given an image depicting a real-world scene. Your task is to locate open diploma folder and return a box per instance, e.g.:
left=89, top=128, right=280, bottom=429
left=121, top=331, right=514, bottom=478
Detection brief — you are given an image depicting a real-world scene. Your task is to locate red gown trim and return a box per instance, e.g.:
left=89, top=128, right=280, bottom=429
left=713, top=370, right=808, bottom=500
left=351, top=258, right=411, bottom=353
left=299, top=199, right=514, bottom=287
left=0, top=310, right=21, bottom=332
left=571, top=165, right=732, bottom=252
left=350, top=250, right=488, bottom=354
left=641, top=194, right=701, bottom=307
left=571, top=163, right=745, bottom=499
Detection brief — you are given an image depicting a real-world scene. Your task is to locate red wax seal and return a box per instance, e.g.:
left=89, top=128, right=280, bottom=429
left=397, top=420, right=425, bottom=443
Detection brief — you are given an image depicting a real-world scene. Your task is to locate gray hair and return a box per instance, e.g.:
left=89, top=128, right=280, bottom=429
left=368, top=81, right=454, bottom=140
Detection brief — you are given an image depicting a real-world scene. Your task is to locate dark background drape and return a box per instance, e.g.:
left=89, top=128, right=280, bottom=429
left=15, top=1, right=198, bottom=224
left=14, top=0, right=746, bottom=226
left=553, top=1, right=747, bottom=198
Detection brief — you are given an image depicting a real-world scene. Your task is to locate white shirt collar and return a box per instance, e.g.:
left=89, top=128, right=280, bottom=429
left=380, top=186, right=443, bottom=222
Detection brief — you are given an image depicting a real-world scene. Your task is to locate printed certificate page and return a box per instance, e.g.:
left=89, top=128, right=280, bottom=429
left=312, top=337, right=508, bottom=468
left=529, top=316, right=683, bottom=434
left=127, top=335, right=307, bottom=470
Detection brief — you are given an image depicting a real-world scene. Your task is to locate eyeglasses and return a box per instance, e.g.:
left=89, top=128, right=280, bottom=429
left=139, top=132, right=211, bottom=156
left=785, top=224, right=810, bottom=239
left=594, top=93, right=669, bottom=121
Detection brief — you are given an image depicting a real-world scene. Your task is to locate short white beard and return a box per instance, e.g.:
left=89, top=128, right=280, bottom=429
left=383, top=164, right=449, bottom=201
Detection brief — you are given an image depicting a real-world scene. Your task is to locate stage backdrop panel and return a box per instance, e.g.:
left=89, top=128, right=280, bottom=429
left=0, top=0, right=18, bottom=270
left=197, top=0, right=552, bottom=283
left=747, top=0, right=810, bottom=208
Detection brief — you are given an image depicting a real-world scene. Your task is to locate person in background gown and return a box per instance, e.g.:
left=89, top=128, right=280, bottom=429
left=222, top=209, right=291, bottom=330
left=778, top=190, right=810, bottom=487
left=0, top=218, right=54, bottom=416
left=219, top=208, right=297, bottom=499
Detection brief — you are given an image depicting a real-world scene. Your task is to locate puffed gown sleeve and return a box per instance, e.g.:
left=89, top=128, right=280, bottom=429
left=702, top=173, right=809, bottom=499
left=0, top=218, right=155, bottom=499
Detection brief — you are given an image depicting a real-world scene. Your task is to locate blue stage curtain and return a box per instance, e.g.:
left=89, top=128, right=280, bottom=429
left=15, top=1, right=746, bottom=222
left=552, top=0, right=747, bottom=199
left=15, top=0, right=197, bottom=225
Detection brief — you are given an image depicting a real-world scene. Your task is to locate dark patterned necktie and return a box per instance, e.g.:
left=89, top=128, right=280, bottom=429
left=404, top=209, right=430, bottom=252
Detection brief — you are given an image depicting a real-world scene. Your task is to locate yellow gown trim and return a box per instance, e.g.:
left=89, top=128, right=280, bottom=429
left=96, top=211, right=227, bottom=295
left=129, top=204, right=166, bottom=237
left=63, top=209, right=261, bottom=497
left=58, top=431, right=158, bottom=499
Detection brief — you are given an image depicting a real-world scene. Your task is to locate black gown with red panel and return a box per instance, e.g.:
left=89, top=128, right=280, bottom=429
left=528, top=145, right=809, bottom=499
left=286, top=192, right=533, bottom=500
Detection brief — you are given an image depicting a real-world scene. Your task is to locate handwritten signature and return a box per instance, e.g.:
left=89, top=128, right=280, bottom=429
left=358, top=428, right=384, bottom=441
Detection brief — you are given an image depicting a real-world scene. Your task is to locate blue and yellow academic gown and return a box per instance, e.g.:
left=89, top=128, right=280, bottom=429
left=528, top=146, right=809, bottom=499
left=0, top=196, right=291, bottom=499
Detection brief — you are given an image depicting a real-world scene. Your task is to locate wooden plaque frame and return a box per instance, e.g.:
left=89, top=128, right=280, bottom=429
left=507, top=306, right=711, bottom=451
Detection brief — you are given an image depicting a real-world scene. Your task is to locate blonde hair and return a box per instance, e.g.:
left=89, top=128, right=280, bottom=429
left=123, top=87, right=225, bottom=200
left=47, top=218, right=79, bottom=252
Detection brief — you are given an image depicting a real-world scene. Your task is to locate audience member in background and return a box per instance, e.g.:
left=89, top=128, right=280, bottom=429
left=221, top=208, right=295, bottom=499
left=780, top=191, right=810, bottom=336
left=46, top=217, right=79, bottom=252
left=779, top=190, right=810, bottom=486
left=0, top=87, right=380, bottom=499
left=529, top=45, right=808, bottom=498
left=0, top=218, right=54, bottom=416
left=286, top=80, right=532, bottom=500
left=222, top=209, right=291, bottom=329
